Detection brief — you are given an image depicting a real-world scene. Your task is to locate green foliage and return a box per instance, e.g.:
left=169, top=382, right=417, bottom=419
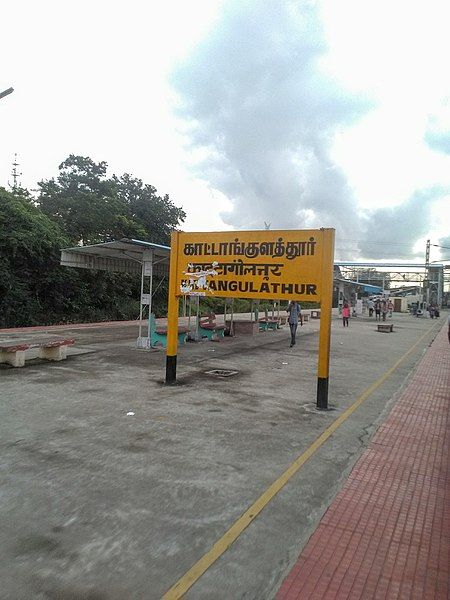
left=112, top=173, right=186, bottom=245
left=37, top=156, right=119, bottom=245
left=0, top=187, right=70, bottom=326
left=1, top=154, right=317, bottom=328
left=0, top=155, right=186, bottom=327
left=37, top=155, right=186, bottom=246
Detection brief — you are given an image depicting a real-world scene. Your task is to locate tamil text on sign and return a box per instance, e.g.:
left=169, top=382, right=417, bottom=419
left=175, top=229, right=334, bottom=301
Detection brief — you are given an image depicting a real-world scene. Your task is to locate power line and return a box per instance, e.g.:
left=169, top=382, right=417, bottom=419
left=338, top=239, right=448, bottom=250
left=337, top=239, right=416, bottom=247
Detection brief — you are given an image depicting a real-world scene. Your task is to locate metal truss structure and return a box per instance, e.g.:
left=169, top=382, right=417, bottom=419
left=335, top=262, right=449, bottom=306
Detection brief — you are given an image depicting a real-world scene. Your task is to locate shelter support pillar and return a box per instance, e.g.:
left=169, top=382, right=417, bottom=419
left=137, top=249, right=155, bottom=348
left=138, top=260, right=145, bottom=344
left=145, top=249, right=154, bottom=345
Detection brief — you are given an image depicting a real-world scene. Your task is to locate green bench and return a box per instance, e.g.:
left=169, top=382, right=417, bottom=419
left=149, top=314, right=189, bottom=348
left=198, top=314, right=225, bottom=341
left=258, top=318, right=279, bottom=331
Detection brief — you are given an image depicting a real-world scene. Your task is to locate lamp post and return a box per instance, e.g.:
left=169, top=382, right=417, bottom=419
left=0, top=87, right=14, bottom=100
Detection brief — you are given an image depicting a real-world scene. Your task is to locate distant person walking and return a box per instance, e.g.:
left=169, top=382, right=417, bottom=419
left=375, top=300, right=381, bottom=322
left=387, top=300, right=394, bottom=318
left=287, top=301, right=303, bottom=347
left=342, top=302, right=350, bottom=327
left=368, top=299, right=374, bottom=317
left=381, top=299, right=388, bottom=322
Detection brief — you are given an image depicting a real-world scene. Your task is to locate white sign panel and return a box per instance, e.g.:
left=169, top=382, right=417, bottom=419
left=143, top=262, right=153, bottom=277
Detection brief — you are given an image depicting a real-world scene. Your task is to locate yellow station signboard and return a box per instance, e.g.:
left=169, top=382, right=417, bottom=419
left=174, top=229, right=334, bottom=301
left=166, top=227, right=335, bottom=409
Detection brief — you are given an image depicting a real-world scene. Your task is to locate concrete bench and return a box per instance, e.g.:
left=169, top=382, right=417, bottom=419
left=199, top=314, right=225, bottom=341
left=225, top=320, right=259, bottom=335
left=150, top=314, right=189, bottom=348
left=0, top=338, right=75, bottom=367
left=377, top=323, right=394, bottom=333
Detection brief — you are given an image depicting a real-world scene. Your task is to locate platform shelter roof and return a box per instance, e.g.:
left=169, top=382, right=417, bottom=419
left=60, top=238, right=170, bottom=276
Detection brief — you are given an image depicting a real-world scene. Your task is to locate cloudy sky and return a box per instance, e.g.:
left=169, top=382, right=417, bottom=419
left=1, top=0, right=449, bottom=262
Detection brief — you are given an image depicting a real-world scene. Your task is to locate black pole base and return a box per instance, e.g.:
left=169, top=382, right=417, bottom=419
left=316, top=377, right=329, bottom=410
left=165, top=355, right=177, bottom=384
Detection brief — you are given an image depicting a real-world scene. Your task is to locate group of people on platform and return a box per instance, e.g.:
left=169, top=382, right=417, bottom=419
left=367, top=298, right=394, bottom=322
left=427, top=305, right=440, bottom=318
left=410, top=302, right=440, bottom=318
left=287, top=297, right=445, bottom=344
left=340, top=299, right=392, bottom=327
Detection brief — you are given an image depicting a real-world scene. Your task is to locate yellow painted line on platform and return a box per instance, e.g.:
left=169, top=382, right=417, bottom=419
left=162, top=320, right=441, bottom=600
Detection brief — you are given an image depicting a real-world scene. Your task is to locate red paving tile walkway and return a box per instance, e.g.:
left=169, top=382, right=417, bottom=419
left=277, top=322, right=450, bottom=599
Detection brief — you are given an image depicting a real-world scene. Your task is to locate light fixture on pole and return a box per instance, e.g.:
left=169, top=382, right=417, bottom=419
left=0, top=87, right=14, bottom=100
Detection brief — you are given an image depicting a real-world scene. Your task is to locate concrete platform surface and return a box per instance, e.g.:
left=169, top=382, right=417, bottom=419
left=0, top=311, right=447, bottom=599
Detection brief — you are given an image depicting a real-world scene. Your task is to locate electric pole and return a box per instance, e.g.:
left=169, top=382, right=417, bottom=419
left=424, top=239, right=430, bottom=306
left=9, top=154, right=22, bottom=191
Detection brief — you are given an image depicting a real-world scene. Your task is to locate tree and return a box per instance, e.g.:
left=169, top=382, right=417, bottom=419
left=37, top=155, right=120, bottom=245
left=0, top=186, right=146, bottom=326
left=37, top=155, right=186, bottom=246
left=0, top=187, right=70, bottom=326
left=113, top=173, right=186, bottom=245
left=1, top=156, right=187, bottom=327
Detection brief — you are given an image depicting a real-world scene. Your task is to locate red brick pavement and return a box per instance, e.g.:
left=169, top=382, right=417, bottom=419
left=276, top=322, right=450, bottom=599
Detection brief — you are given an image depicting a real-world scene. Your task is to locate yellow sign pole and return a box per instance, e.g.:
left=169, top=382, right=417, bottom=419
left=165, top=231, right=180, bottom=384
left=316, top=229, right=335, bottom=409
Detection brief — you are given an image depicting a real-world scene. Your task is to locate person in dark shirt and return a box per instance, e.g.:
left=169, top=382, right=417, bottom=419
left=287, top=301, right=303, bottom=347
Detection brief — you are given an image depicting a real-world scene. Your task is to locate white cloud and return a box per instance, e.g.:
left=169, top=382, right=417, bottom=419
left=0, top=0, right=225, bottom=230
left=1, top=0, right=449, bottom=253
